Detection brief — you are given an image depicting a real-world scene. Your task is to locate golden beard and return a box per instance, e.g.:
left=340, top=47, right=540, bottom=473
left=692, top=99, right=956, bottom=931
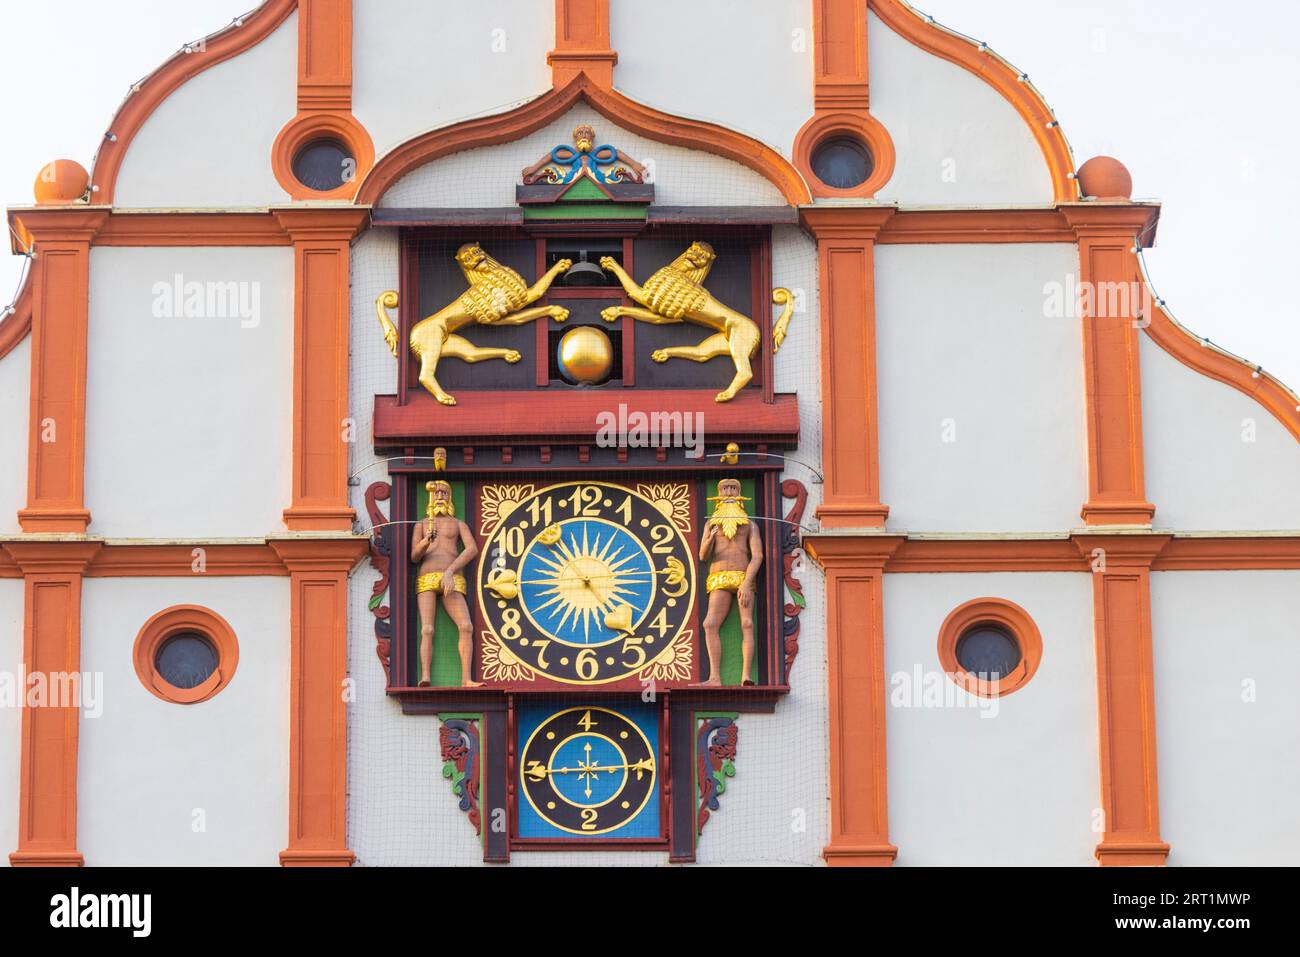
left=709, top=499, right=750, bottom=539
left=428, top=499, right=455, bottom=518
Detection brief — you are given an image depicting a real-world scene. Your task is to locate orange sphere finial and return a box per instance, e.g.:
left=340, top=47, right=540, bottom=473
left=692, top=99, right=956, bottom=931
left=1077, top=156, right=1133, bottom=201
left=33, top=159, right=90, bottom=205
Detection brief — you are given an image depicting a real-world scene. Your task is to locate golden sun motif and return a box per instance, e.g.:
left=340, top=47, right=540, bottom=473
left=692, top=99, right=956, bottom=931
left=524, top=523, right=652, bottom=645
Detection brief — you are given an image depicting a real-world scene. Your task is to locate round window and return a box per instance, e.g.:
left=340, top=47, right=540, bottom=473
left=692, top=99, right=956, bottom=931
left=291, top=138, right=354, bottom=192
left=154, top=632, right=219, bottom=690
left=954, top=625, right=1022, bottom=683
left=810, top=135, right=874, bottom=189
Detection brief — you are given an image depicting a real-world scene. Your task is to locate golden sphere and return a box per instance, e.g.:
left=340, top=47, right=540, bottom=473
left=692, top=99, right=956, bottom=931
left=557, top=326, right=613, bottom=384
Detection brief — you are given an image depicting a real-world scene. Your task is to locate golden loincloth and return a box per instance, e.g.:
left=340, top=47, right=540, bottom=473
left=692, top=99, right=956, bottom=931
left=706, top=570, right=747, bottom=593
left=417, top=572, right=467, bottom=595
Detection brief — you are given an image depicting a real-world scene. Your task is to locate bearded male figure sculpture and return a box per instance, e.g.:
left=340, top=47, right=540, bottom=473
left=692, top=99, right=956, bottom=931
left=376, top=244, right=572, bottom=406
left=696, top=478, right=762, bottom=686
left=412, top=480, right=481, bottom=687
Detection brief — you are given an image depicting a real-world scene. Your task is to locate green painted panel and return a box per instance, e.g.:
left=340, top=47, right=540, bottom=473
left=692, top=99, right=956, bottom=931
left=522, top=203, right=647, bottom=221
left=559, top=177, right=609, bottom=201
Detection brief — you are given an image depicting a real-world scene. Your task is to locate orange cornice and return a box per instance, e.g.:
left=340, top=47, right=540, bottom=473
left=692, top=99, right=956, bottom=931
left=355, top=74, right=812, bottom=207
left=868, top=0, right=1078, bottom=203
left=878, top=207, right=1077, bottom=244
left=89, top=0, right=298, bottom=207
left=0, top=271, right=32, bottom=361
left=96, top=211, right=294, bottom=246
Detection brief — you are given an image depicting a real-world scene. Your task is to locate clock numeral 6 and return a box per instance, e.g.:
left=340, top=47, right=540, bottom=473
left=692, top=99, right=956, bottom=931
left=576, top=648, right=599, bottom=681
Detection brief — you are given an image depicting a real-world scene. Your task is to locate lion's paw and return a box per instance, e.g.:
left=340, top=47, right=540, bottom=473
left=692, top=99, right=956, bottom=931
left=550, top=307, right=569, bottom=323
left=651, top=349, right=669, bottom=363
left=601, top=307, right=620, bottom=323
left=504, top=350, right=522, bottom=363
left=436, top=393, right=458, bottom=406
left=599, top=256, right=618, bottom=271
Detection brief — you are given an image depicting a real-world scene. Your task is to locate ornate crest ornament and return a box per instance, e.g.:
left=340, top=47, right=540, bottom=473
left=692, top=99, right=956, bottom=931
left=522, top=124, right=647, bottom=186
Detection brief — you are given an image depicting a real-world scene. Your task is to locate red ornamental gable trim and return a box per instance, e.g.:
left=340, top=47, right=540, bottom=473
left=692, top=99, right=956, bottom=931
left=0, top=274, right=32, bottom=360
left=869, top=0, right=1077, bottom=202
left=355, top=74, right=811, bottom=207
left=89, top=0, right=297, bottom=206
left=1141, top=283, right=1300, bottom=446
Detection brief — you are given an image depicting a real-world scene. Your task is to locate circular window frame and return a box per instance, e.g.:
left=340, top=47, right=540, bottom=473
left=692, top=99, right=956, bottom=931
left=272, top=111, right=375, bottom=201
left=133, top=605, right=239, bottom=705
left=937, top=598, right=1042, bottom=698
left=792, top=111, right=896, bottom=199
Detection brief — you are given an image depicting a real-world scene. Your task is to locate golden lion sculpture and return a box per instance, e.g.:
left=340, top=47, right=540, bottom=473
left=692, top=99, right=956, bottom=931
left=376, top=243, right=571, bottom=406
left=599, top=242, right=794, bottom=402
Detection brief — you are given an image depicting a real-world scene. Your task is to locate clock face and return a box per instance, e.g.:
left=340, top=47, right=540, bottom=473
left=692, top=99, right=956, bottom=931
left=517, top=705, right=660, bottom=838
left=478, top=481, right=697, bottom=685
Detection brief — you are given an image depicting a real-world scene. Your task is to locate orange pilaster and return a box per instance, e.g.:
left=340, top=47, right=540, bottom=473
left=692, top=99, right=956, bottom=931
left=16, top=209, right=107, bottom=533
left=4, top=541, right=101, bottom=866
left=549, top=0, right=617, bottom=88
left=801, top=206, right=895, bottom=529
left=1062, top=206, right=1159, bottom=526
left=804, top=534, right=904, bottom=866
left=270, top=538, right=368, bottom=866
left=1074, top=534, right=1170, bottom=865
left=297, top=0, right=352, bottom=111
left=275, top=209, right=369, bottom=532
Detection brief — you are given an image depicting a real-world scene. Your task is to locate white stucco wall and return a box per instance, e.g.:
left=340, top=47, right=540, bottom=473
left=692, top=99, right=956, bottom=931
left=0, top=338, right=29, bottom=535
left=1150, top=570, right=1300, bottom=865
left=884, top=572, right=1098, bottom=865
left=867, top=11, right=1052, bottom=206
left=379, top=103, right=786, bottom=208
left=84, top=246, right=293, bottom=539
left=1141, top=337, right=1300, bottom=531
left=0, top=579, right=22, bottom=865
left=353, top=0, right=553, bottom=158
left=875, top=243, right=1087, bottom=533
left=611, top=0, right=813, bottom=158
left=114, top=14, right=297, bottom=209
left=78, top=576, right=289, bottom=865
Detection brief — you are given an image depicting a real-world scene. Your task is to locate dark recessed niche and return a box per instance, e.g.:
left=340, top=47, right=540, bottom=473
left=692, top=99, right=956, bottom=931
left=291, top=138, right=354, bottom=192
left=810, top=135, right=874, bottom=190
left=954, top=625, right=1022, bottom=682
left=155, top=632, right=219, bottom=690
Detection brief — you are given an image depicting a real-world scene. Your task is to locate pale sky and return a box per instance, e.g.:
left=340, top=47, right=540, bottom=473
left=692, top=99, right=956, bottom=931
left=3, top=0, right=1297, bottom=392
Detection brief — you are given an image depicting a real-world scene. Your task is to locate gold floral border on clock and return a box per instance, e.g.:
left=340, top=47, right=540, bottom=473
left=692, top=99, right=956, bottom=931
left=638, top=629, right=694, bottom=683
left=479, top=630, right=537, bottom=683
left=478, top=483, right=537, bottom=537
left=635, top=482, right=692, bottom=534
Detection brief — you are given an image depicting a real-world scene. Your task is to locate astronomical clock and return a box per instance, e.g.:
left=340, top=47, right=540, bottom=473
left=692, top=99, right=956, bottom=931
left=362, top=125, right=809, bottom=860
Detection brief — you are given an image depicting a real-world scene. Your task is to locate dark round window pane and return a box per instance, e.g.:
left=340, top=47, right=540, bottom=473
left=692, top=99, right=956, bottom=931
left=155, top=632, right=219, bottom=690
left=810, top=135, right=873, bottom=189
left=955, top=626, right=1021, bottom=682
left=291, top=138, right=353, bottom=192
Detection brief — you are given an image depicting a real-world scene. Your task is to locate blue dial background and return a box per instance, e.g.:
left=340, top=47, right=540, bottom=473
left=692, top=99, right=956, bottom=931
left=519, top=519, right=655, bottom=646
left=516, top=702, right=660, bottom=840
